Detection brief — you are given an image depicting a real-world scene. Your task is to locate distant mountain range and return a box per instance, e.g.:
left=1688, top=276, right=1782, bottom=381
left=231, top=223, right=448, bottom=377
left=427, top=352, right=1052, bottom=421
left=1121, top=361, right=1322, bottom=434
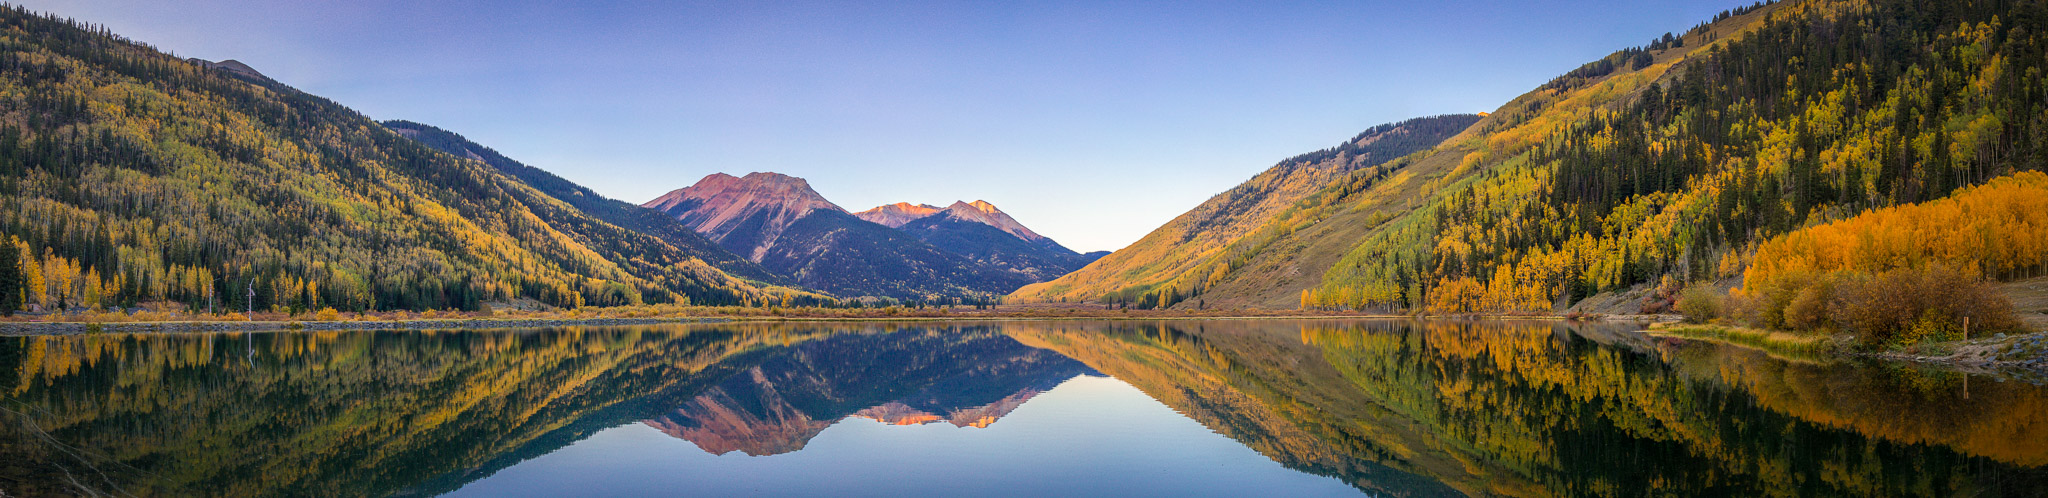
left=644, top=172, right=1090, bottom=299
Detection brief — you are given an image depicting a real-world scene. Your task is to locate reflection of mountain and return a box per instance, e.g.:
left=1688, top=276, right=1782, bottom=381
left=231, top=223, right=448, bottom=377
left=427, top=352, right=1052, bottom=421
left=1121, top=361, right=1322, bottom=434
left=1006, top=320, right=2048, bottom=497
left=0, top=325, right=832, bottom=497
left=644, top=328, right=1095, bottom=456
left=3, top=321, right=2043, bottom=497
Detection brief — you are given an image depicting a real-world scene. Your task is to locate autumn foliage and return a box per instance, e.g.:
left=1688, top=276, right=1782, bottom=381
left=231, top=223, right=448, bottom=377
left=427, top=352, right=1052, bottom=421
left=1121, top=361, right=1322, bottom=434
left=1733, top=171, right=2043, bottom=344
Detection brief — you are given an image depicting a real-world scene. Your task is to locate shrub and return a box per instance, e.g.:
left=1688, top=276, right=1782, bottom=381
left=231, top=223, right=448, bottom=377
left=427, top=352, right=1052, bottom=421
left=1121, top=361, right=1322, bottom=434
left=1675, top=285, right=1723, bottom=323
left=315, top=307, right=340, bottom=321
left=1781, top=275, right=1843, bottom=332
left=1833, top=264, right=2019, bottom=347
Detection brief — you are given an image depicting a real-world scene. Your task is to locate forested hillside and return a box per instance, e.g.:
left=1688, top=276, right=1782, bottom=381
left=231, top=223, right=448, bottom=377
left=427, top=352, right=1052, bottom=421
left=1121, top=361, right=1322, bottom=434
left=0, top=6, right=779, bottom=313
left=380, top=120, right=786, bottom=284
left=1010, top=114, right=1481, bottom=306
left=1305, top=0, right=2046, bottom=313
left=1060, top=0, right=2047, bottom=313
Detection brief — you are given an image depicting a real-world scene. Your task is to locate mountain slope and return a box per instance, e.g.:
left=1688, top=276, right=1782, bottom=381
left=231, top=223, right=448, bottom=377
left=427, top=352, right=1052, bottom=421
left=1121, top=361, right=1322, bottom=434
left=645, top=172, right=843, bottom=260
left=647, top=173, right=1035, bottom=299
left=1029, top=0, right=2048, bottom=312
left=0, top=6, right=776, bottom=311
left=1186, top=3, right=1789, bottom=310
left=896, top=210, right=1088, bottom=281
left=1010, top=113, right=1482, bottom=305
left=860, top=200, right=1096, bottom=281
left=1285, top=0, right=2048, bottom=313
left=380, top=120, right=786, bottom=284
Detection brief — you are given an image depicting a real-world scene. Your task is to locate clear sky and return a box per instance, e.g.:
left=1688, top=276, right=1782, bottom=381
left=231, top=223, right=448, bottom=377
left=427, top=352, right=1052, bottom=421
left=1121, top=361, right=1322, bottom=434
left=20, top=0, right=1741, bottom=252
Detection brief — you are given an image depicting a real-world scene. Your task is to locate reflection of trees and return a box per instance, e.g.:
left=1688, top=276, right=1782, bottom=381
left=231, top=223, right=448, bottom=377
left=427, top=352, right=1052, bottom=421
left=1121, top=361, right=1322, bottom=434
left=2, top=320, right=2042, bottom=497
left=0, top=324, right=838, bottom=497
left=1009, top=320, right=2048, bottom=497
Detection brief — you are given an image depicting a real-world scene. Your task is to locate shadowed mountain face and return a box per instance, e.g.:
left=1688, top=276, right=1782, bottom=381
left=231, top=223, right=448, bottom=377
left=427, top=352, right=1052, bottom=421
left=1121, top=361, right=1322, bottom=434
left=643, top=327, right=1098, bottom=456
left=645, top=173, right=1038, bottom=298
left=892, top=205, right=1097, bottom=282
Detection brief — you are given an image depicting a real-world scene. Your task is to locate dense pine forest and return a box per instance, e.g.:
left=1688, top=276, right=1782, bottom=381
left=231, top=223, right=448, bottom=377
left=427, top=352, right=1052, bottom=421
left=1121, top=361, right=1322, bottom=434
left=0, top=6, right=785, bottom=314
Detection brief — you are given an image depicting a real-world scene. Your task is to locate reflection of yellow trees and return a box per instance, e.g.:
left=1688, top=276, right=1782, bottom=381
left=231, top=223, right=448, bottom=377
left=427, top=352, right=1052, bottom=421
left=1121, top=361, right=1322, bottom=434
left=1019, top=319, right=2047, bottom=497
left=1664, top=342, right=2048, bottom=467
left=0, top=324, right=842, bottom=497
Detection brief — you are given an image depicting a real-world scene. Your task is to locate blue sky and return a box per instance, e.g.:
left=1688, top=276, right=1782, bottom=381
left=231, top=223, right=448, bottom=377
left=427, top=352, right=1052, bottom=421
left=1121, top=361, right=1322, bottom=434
left=23, top=0, right=1741, bottom=252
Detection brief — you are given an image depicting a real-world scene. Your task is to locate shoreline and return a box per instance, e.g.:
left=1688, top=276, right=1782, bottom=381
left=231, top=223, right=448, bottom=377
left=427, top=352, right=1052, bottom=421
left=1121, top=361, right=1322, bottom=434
left=1649, top=323, right=2048, bottom=372
left=0, top=312, right=1674, bottom=336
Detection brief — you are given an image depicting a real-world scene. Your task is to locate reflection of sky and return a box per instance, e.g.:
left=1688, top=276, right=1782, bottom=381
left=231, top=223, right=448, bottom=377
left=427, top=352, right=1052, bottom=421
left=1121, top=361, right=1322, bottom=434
left=449, top=375, right=1362, bottom=496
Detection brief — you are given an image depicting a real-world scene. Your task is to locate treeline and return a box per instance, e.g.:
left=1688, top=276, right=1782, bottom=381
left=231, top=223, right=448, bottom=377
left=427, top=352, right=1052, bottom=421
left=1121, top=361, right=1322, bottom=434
left=1540, top=1, right=1776, bottom=92
left=1313, top=0, right=2048, bottom=313
left=0, top=6, right=784, bottom=314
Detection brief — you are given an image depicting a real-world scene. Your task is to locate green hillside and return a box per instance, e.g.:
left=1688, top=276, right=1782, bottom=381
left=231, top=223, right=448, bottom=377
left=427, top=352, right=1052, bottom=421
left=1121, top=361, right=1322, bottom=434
left=0, top=6, right=779, bottom=312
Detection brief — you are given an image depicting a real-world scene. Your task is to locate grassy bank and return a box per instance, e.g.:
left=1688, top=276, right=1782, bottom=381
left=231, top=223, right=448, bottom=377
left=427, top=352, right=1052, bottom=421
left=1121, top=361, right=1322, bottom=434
left=1647, top=323, right=1840, bottom=360
left=1650, top=323, right=2048, bottom=370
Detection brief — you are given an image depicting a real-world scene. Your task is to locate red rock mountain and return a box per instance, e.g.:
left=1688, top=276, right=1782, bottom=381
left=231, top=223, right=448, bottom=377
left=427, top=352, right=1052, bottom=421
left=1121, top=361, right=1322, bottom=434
left=644, top=172, right=846, bottom=260
left=853, top=202, right=942, bottom=227
left=856, top=200, right=1047, bottom=242
left=643, top=172, right=1035, bottom=298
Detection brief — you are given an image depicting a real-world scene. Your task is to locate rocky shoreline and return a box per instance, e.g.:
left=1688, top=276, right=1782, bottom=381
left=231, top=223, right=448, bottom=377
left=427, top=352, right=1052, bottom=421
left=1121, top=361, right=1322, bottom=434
left=0, top=317, right=736, bottom=336
left=1856, top=331, right=2048, bottom=372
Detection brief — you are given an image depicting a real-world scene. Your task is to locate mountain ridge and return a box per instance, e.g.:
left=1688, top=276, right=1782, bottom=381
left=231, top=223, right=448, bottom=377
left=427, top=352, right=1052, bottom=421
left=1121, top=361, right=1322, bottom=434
left=646, top=172, right=1036, bottom=299
left=0, top=6, right=777, bottom=311
left=381, top=120, right=789, bottom=285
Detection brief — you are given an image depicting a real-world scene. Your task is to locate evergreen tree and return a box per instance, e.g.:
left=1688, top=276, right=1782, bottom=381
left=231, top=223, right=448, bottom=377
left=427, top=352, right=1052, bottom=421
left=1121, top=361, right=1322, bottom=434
left=0, top=240, right=18, bottom=315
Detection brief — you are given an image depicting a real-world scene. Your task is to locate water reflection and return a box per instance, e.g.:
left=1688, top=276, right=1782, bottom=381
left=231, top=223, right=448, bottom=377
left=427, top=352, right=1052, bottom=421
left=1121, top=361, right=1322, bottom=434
left=643, top=329, right=1097, bottom=456
left=0, top=320, right=2042, bottom=497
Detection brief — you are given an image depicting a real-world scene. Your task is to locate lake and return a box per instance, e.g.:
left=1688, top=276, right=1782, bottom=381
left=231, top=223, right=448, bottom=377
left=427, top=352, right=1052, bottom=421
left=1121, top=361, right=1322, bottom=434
left=0, top=320, right=2043, bottom=496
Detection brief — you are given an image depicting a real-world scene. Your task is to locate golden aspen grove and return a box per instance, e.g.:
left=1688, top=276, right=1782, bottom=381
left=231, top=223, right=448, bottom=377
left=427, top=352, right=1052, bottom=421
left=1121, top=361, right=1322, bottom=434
left=1017, top=0, right=2048, bottom=334
left=0, top=6, right=817, bottom=314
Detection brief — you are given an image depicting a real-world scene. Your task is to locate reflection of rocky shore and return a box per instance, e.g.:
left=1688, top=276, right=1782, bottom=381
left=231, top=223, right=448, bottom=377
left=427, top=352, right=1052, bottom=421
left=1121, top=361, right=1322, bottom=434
left=644, top=327, right=1095, bottom=456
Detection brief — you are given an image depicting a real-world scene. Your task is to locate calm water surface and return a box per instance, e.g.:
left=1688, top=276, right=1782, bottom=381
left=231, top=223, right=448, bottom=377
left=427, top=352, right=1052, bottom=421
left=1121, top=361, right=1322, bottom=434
left=0, top=320, right=2043, bottom=497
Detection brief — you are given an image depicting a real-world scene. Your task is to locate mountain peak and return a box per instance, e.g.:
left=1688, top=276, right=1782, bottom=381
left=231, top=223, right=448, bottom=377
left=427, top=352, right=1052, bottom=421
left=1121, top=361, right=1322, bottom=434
left=858, top=199, right=1046, bottom=242
left=644, top=171, right=846, bottom=260
left=962, top=200, right=1002, bottom=214
left=854, top=202, right=943, bottom=227
left=940, top=200, right=1044, bottom=241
